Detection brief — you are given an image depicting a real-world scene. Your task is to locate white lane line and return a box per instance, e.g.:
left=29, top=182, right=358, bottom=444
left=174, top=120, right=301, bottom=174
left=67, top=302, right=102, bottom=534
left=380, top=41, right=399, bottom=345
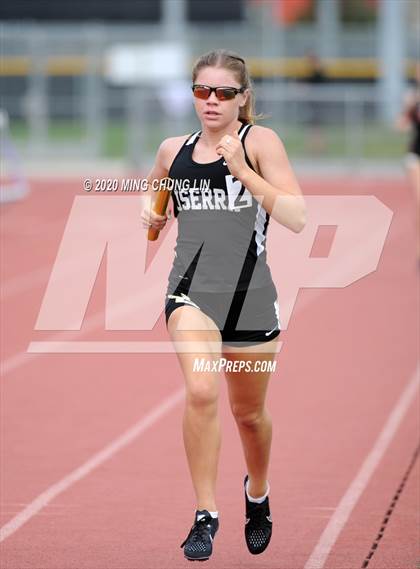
left=1, top=218, right=69, bottom=301
left=0, top=351, right=33, bottom=377
left=304, top=364, right=420, bottom=569
left=0, top=281, right=162, bottom=376
left=0, top=387, right=184, bottom=543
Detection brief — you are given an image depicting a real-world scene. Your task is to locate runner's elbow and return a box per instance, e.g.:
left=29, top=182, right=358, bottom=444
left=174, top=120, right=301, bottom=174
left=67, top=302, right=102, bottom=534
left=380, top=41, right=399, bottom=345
left=294, top=211, right=307, bottom=233
left=290, top=201, right=307, bottom=233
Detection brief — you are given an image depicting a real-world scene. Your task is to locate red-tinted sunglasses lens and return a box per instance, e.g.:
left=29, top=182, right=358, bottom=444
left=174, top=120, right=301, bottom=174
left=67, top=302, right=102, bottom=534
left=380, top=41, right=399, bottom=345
left=193, top=86, right=211, bottom=100
left=215, top=88, right=236, bottom=100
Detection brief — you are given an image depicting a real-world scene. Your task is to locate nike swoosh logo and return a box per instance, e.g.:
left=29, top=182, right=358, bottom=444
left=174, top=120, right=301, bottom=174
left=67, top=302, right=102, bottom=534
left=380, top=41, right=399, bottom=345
left=265, top=327, right=278, bottom=336
left=245, top=515, right=271, bottom=523
left=167, top=293, right=200, bottom=310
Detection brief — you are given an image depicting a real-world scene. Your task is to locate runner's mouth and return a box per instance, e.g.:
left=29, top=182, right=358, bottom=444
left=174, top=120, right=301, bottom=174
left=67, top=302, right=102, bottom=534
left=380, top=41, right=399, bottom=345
left=204, top=111, right=221, bottom=117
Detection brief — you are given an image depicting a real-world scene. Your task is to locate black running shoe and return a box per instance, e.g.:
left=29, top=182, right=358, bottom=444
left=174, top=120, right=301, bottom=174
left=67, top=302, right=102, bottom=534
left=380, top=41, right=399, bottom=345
left=244, top=474, right=272, bottom=554
left=180, top=509, right=219, bottom=562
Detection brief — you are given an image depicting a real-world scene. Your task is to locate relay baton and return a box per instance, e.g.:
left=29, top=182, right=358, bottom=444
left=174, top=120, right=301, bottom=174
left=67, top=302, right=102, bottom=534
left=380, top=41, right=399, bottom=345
left=147, top=177, right=172, bottom=241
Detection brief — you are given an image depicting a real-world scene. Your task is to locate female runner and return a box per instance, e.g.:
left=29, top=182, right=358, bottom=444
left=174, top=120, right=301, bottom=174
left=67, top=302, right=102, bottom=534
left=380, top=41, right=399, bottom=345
left=141, top=49, right=306, bottom=562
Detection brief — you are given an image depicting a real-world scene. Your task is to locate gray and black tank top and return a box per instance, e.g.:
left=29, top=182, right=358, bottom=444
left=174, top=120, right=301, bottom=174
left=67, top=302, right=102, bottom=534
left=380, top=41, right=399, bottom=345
left=167, top=121, right=275, bottom=294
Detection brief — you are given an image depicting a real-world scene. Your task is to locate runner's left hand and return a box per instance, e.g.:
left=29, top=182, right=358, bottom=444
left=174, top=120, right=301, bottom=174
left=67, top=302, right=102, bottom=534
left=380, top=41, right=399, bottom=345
left=216, top=129, right=249, bottom=180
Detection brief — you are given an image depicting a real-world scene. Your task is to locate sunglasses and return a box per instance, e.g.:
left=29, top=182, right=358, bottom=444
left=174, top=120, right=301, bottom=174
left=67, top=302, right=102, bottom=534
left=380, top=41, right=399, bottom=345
left=192, top=84, right=245, bottom=101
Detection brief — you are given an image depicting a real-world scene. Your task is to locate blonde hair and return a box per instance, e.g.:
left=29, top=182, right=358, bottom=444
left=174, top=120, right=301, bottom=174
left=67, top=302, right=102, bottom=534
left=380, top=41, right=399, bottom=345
left=192, top=49, right=257, bottom=124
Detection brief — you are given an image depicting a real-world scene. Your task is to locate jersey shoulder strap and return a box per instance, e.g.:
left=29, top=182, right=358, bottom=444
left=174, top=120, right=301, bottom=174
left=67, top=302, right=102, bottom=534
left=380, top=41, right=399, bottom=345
left=238, top=123, right=255, bottom=170
left=168, top=131, right=201, bottom=173
left=185, top=131, right=202, bottom=145
left=239, top=122, right=252, bottom=142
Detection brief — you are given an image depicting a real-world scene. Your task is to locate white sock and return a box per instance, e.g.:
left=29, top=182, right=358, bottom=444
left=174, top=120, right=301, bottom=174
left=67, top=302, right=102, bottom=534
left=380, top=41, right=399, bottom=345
left=246, top=479, right=270, bottom=504
left=197, top=510, right=218, bottom=521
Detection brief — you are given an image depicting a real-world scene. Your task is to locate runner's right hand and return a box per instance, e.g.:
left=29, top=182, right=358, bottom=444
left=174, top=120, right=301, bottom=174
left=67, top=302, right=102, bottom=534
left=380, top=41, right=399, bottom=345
left=141, top=207, right=172, bottom=231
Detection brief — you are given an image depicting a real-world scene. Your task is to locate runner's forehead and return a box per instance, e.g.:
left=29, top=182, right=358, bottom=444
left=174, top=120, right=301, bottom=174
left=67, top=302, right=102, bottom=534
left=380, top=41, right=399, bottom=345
left=194, top=66, right=241, bottom=88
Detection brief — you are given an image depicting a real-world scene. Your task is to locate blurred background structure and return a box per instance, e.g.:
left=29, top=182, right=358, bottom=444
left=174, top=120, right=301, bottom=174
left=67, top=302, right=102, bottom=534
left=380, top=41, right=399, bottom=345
left=0, top=0, right=418, bottom=171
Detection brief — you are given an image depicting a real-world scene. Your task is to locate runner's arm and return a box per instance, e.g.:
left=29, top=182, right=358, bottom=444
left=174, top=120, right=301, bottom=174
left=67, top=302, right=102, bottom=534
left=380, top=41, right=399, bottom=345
left=239, top=127, right=306, bottom=233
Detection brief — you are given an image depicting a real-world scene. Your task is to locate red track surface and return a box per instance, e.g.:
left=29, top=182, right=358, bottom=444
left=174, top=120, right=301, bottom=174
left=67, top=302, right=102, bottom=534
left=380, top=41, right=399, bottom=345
left=1, top=175, right=418, bottom=569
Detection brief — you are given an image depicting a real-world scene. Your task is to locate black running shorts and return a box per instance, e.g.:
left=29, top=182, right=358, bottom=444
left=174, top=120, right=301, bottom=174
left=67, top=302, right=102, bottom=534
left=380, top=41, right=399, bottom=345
left=164, top=281, right=281, bottom=346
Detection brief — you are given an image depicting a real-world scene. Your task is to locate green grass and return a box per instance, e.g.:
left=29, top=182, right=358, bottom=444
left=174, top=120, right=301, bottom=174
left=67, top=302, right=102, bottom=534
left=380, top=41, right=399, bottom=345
left=10, top=119, right=407, bottom=160
left=268, top=121, right=407, bottom=159
left=103, top=122, right=127, bottom=157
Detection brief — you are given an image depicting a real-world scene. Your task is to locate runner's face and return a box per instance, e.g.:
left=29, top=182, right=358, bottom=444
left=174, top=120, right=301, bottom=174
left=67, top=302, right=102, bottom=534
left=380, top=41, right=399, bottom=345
left=193, top=66, right=247, bottom=128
